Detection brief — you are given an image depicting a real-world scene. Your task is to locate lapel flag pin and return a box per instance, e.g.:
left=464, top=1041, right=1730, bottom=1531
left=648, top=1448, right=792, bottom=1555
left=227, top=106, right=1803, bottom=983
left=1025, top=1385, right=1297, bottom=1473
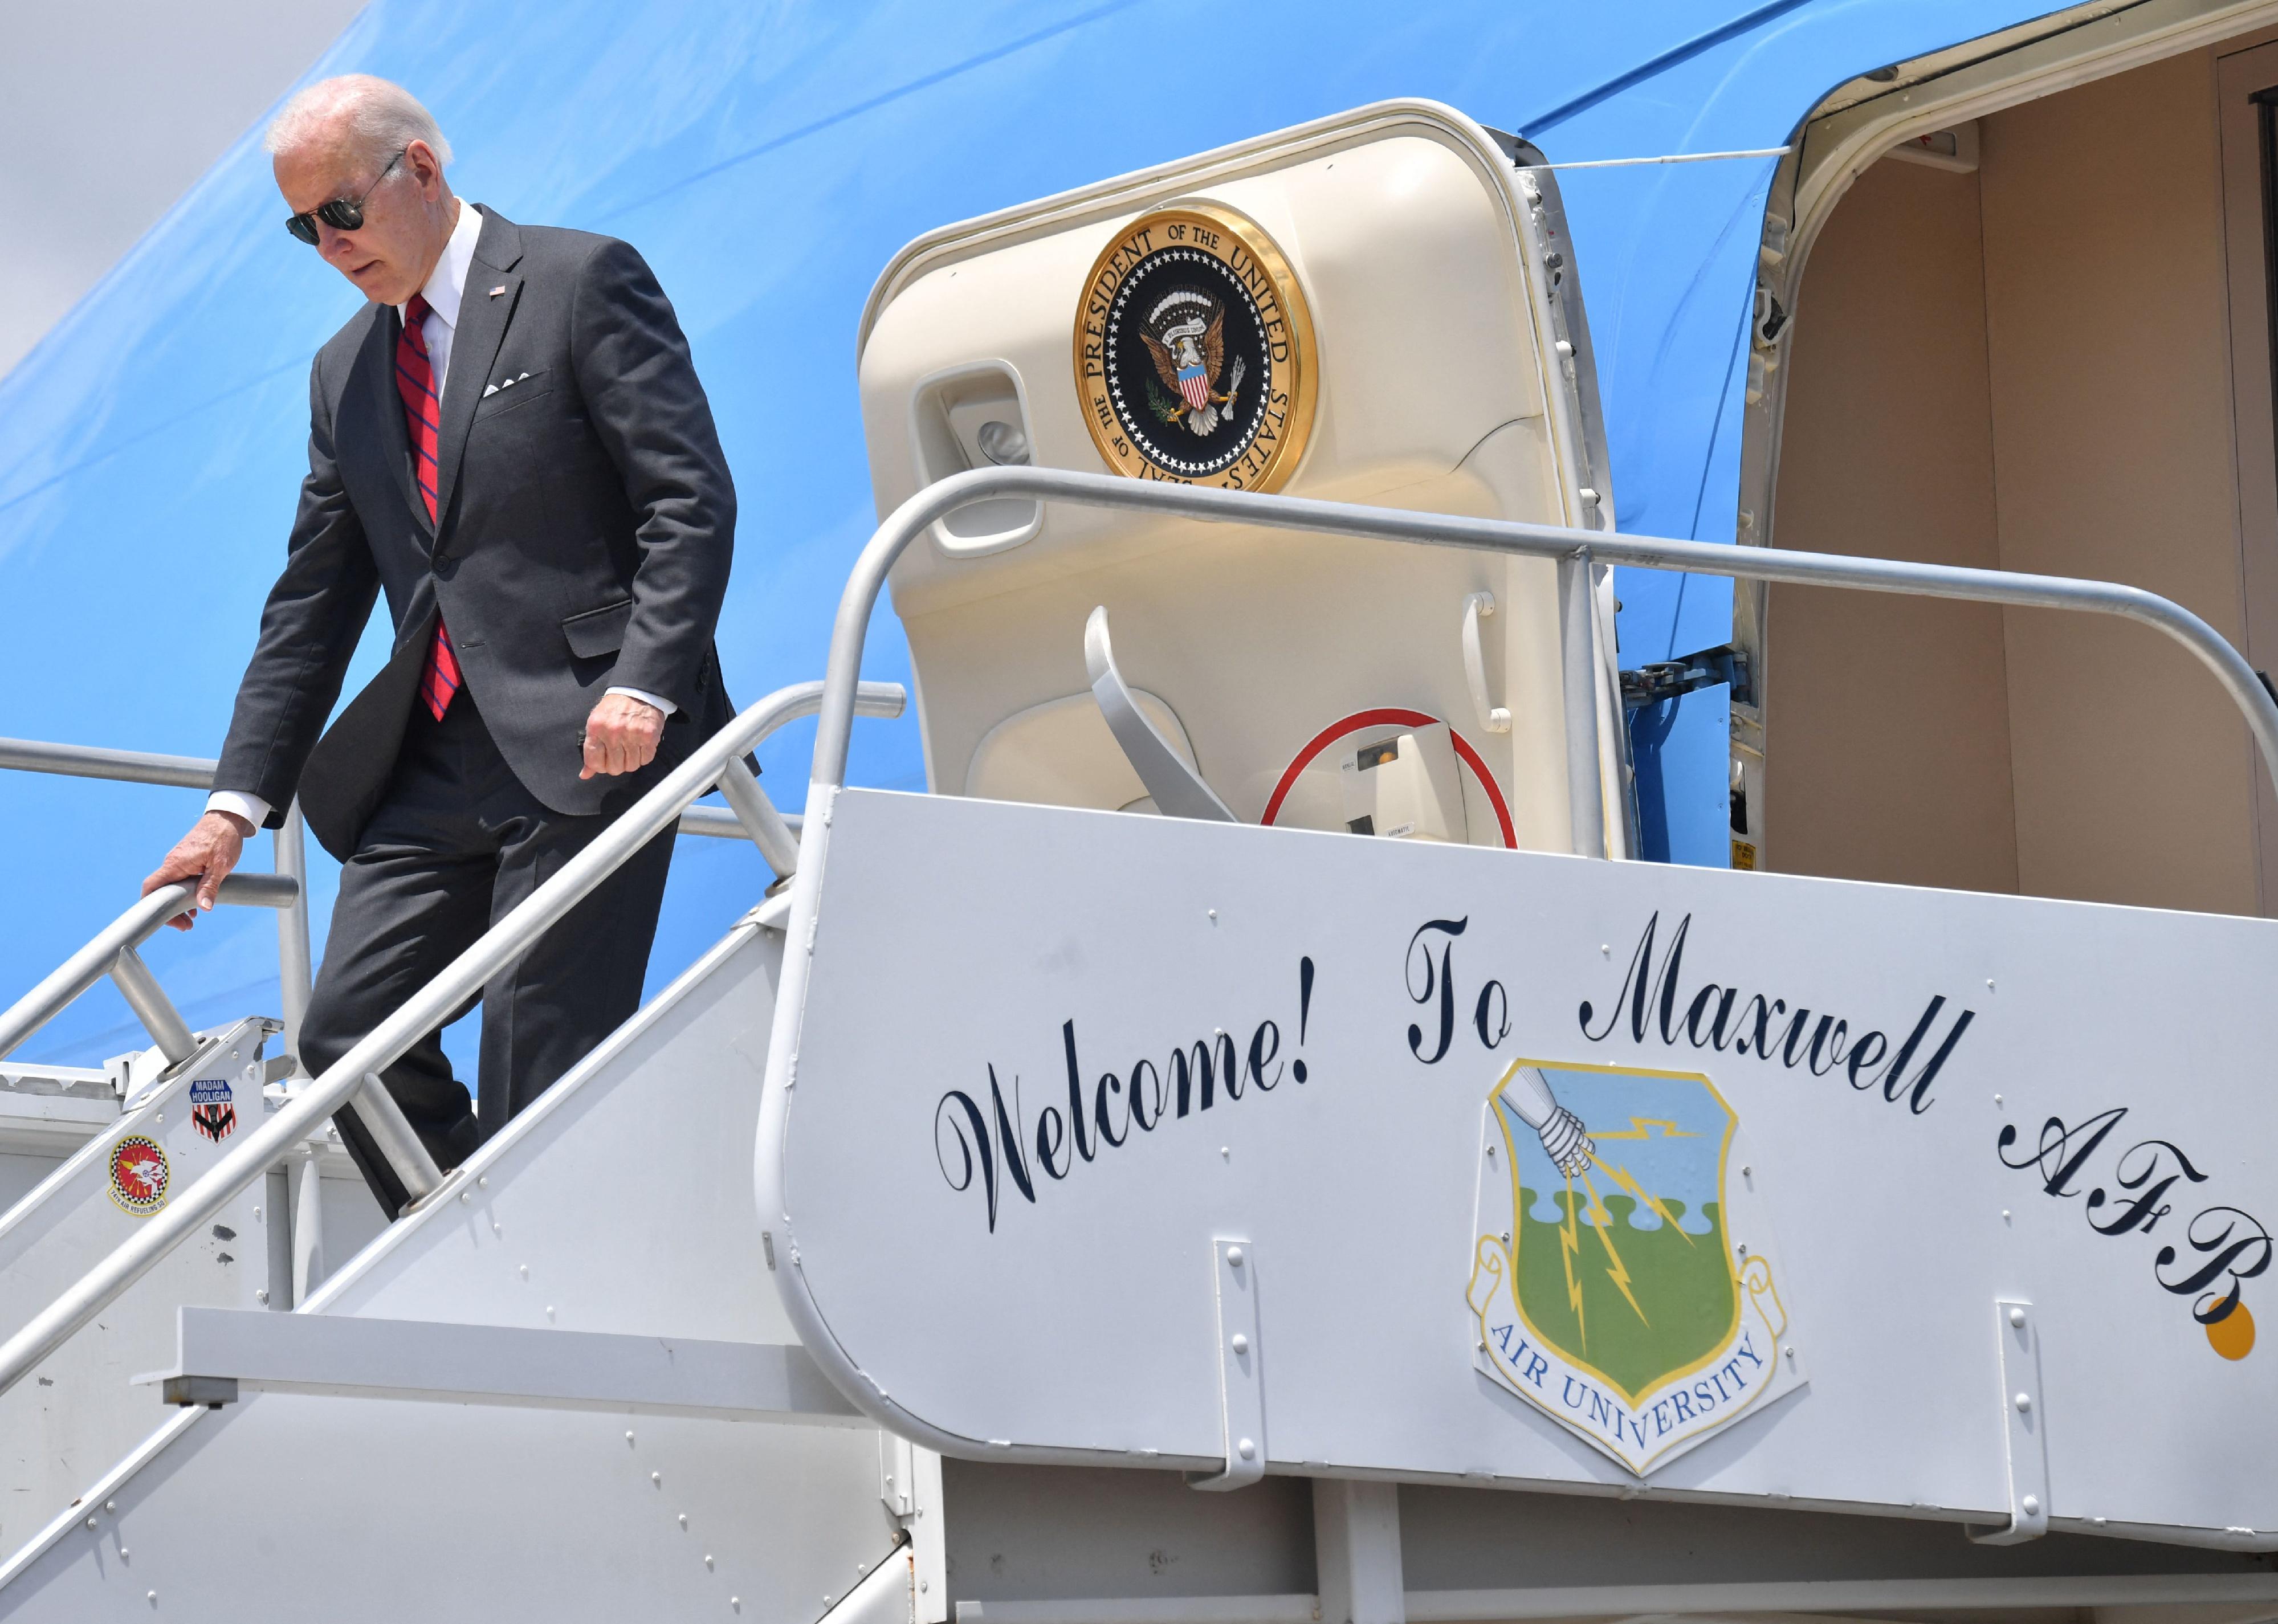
left=488, top=284, right=507, bottom=297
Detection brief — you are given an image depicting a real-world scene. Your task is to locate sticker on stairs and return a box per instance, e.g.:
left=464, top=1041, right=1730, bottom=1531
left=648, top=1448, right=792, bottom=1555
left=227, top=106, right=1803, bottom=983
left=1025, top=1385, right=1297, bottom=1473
left=109, top=1135, right=171, bottom=1215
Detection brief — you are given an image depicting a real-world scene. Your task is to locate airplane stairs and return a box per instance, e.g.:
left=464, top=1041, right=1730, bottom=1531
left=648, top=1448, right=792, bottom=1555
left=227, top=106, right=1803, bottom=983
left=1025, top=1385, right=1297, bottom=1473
left=0, top=684, right=935, bottom=1623
left=0, top=909, right=936, bottom=1622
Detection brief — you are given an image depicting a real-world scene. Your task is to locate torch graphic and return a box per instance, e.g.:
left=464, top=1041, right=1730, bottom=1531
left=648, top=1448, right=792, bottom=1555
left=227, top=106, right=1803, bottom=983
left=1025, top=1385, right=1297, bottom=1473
left=1502, top=1064, right=1595, bottom=1176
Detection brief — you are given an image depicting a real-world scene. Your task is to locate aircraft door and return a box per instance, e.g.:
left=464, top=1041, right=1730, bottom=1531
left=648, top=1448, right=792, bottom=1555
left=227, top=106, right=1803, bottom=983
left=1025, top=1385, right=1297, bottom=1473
left=857, top=99, right=1631, bottom=858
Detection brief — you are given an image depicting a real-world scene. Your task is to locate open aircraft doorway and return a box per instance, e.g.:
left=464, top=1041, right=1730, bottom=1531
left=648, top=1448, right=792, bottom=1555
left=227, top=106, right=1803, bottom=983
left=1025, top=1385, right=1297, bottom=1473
left=1743, top=1, right=2278, bottom=917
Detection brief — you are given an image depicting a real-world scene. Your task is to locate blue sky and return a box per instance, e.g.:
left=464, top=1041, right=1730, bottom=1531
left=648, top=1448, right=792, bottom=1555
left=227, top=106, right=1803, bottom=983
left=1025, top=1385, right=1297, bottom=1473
left=0, top=0, right=2038, bottom=1082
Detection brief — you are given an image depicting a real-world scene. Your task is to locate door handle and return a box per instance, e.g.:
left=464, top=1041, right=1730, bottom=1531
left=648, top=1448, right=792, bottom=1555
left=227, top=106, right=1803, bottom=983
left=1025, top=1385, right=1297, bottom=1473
left=1462, top=591, right=1511, bottom=735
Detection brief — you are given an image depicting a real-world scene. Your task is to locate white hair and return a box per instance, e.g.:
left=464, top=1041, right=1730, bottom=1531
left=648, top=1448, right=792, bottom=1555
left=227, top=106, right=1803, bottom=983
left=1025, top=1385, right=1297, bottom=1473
left=264, top=75, right=453, bottom=169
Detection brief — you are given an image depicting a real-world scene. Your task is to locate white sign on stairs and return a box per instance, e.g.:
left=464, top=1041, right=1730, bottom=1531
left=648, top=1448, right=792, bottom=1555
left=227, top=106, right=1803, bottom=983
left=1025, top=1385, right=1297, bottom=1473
left=762, top=789, right=2278, bottom=1547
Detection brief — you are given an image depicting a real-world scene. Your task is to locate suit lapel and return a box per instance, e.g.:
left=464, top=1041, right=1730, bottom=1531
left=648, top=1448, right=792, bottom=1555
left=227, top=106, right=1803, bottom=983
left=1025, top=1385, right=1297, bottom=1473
left=359, top=305, right=429, bottom=543
left=431, top=207, right=525, bottom=541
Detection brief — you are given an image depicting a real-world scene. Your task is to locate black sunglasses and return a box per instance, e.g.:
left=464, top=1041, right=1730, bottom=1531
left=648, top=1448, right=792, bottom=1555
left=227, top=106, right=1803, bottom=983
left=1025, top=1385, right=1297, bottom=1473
left=283, top=149, right=406, bottom=245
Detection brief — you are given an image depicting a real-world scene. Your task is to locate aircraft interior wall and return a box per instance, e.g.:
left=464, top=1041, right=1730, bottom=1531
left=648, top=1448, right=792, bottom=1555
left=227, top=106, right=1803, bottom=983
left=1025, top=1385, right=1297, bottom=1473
left=1767, top=34, right=2278, bottom=916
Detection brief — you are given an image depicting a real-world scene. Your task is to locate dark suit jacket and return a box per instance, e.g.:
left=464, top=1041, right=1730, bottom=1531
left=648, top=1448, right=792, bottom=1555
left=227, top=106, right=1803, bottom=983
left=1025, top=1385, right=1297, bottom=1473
left=214, top=206, right=736, bottom=860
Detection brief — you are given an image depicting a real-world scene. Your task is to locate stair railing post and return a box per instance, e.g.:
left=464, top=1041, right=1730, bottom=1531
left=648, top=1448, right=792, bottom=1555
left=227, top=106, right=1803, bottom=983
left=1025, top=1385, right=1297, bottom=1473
left=274, top=802, right=314, bottom=1074
left=107, top=946, right=198, bottom=1067
left=716, top=759, right=802, bottom=882
left=348, top=1074, right=445, bottom=1207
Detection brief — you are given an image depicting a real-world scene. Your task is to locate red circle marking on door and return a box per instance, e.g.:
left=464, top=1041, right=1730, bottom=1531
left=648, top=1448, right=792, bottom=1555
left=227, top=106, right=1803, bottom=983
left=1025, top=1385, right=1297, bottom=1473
left=1260, top=708, right=1517, bottom=849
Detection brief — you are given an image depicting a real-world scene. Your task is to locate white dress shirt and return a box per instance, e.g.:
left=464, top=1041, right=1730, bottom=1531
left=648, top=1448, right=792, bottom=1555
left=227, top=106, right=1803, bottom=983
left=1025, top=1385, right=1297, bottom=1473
left=209, top=201, right=673, bottom=833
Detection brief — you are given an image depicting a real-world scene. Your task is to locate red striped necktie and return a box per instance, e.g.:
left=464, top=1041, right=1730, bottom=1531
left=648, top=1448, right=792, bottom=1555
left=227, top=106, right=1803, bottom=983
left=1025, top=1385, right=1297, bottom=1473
left=396, top=292, right=462, bottom=720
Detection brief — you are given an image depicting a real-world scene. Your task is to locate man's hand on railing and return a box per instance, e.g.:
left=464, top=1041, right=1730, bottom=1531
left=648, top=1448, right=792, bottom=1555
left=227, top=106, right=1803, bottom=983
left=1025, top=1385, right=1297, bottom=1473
left=142, top=811, right=254, bottom=931
left=579, top=692, right=664, bottom=781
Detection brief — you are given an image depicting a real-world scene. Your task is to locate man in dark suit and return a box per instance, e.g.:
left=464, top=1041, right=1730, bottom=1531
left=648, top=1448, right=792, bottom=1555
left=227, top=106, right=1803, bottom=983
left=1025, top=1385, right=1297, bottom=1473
left=143, top=75, right=736, bottom=1217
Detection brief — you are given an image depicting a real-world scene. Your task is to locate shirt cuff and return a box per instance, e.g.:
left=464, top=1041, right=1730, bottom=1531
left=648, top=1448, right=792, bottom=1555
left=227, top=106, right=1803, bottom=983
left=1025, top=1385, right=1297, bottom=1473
left=206, top=790, right=272, bottom=830
left=605, top=685, right=677, bottom=716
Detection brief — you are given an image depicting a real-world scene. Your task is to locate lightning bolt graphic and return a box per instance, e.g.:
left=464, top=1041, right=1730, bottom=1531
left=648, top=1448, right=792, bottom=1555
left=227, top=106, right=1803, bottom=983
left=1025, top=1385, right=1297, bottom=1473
left=1589, top=1116, right=1697, bottom=1141
left=1576, top=1165, right=1650, bottom=1327
left=1558, top=1169, right=1587, bottom=1349
left=1591, top=1153, right=1694, bottom=1246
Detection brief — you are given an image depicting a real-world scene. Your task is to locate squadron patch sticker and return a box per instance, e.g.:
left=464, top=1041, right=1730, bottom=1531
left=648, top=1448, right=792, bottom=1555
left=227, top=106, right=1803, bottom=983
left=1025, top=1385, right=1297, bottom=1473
left=1074, top=202, right=1316, bottom=491
left=189, top=1077, right=237, bottom=1142
left=1466, top=1058, right=1802, bottom=1474
left=108, top=1134, right=172, bottom=1215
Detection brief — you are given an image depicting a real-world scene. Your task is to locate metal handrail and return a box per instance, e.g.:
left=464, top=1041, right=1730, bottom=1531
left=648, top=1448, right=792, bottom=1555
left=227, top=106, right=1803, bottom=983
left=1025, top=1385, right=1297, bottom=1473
left=0, top=873, right=300, bottom=1067
left=0, top=735, right=800, bottom=843
left=0, top=740, right=320, bottom=1062
left=0, top=732, right=801, bottom=1069
left=0, top=678, right=904, bottom=1402
left=806, top=467, right=2278, bottom=812
left=0, top=737, right=220, bottom=789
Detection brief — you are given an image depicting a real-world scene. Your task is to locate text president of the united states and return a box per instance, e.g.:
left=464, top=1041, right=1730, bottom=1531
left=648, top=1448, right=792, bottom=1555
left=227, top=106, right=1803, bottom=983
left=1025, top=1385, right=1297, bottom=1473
left=142, top=75, right=737, bottom=1217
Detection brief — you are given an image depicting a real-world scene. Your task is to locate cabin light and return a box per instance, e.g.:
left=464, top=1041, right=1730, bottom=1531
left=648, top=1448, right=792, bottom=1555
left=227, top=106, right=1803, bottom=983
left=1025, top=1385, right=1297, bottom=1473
left=976, top=419, right=1030, bottom=466
left=1887, top=120, right=1980, bottom=174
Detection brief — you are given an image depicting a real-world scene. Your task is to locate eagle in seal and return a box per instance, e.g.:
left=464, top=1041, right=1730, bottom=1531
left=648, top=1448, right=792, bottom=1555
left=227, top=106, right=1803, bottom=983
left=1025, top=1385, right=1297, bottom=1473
left=1142, top=299, right=1246, bottom=437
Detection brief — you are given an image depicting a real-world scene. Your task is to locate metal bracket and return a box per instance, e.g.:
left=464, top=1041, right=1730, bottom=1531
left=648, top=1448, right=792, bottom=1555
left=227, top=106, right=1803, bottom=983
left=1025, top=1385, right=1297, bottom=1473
left=1966, top=1299, right=2049, bottom=1545
left=160, top=1374, right=237, bottom=1409
left=1620, top=642, right=1754, bottom=711
left=1461, top=592, right=1511, bottom=735
left=881, top=1430, right=918, bottom=1517
left=1188, top=1238, right=1264, bottom=1490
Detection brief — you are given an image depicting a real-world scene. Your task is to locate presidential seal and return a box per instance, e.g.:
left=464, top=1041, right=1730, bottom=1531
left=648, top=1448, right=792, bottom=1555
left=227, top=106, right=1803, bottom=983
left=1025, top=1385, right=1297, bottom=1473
left=1073, top=202, right=1316, bottom=491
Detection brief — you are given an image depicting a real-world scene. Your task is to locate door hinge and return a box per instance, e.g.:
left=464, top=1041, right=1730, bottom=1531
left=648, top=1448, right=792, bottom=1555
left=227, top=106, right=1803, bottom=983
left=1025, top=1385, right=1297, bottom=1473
left=1621, top=643, right=1753, bottom=710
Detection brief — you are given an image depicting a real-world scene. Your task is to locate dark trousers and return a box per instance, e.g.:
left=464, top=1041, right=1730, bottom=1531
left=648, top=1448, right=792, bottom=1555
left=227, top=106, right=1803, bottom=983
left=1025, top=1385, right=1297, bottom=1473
left=303, top=692, right=675, bottom=1216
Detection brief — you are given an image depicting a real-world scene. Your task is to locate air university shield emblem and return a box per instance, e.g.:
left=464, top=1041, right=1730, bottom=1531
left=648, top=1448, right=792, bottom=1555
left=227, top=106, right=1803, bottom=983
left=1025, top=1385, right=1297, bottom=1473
left=1466, top=1058, right=1804, bottom=1473
left=1074, top=202, right=1317, bottom=491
